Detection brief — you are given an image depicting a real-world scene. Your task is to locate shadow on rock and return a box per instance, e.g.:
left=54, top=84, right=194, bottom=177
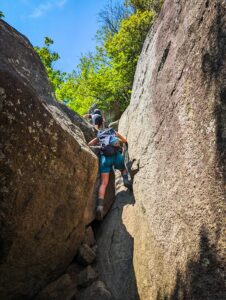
left=157, top=227, right=225, bottom=300
left=92, top=174, right=140, bottom=300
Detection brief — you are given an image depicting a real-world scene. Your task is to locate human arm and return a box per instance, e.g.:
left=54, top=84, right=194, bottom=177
left=88, top=137, right=99, bottom=146
left=115, top=131, right=127, bottom=144
left=83, top=114, right=91, bottom=119
left=115, top=131, right=128, bottom=151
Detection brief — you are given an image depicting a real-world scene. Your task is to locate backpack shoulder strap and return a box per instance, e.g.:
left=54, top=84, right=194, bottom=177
left=97, top=128, right=112, bottom=138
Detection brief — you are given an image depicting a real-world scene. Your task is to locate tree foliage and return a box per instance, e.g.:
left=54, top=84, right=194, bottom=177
left=105, top=10, right=155, bottom=105
left=36, top=0, right=164, bottom=118
left=124, top=0, right=164, bottom=13
left=56, top=55, right=100, bottom=114
left=0, top=11, right=5, bottom=19
left=97, top=0, right=130, bottom=42
left=34, top=37, right=65, bottom=92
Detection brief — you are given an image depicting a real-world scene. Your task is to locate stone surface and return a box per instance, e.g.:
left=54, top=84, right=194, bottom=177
left=83, top=226, right=96, bottom=247
left=57, top=102, right=96, bottom=142
left=66, top=262, right=83, bottom=277
left=92, top=244, right=98, bottom=255
left=34, top=274, right=77, bottom=300
left=0, top=20, right=98, bottom=299
left=119, top=0, right=226, bottom=299
left=78, top=280, right=113, bottom=300
left=108, top=120, right=119, bottom=130
left=94, top=172, right=139, bottom=300
left=77, top=265, right=98, bottom=288
left=77, top=244, right=96, bottom=266
left=84, top=171, right=116, bottom=224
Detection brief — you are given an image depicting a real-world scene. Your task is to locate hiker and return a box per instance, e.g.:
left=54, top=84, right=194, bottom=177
left=88, top=128, right=132, bottom=220
left=83, top=108, right=105, bottom=130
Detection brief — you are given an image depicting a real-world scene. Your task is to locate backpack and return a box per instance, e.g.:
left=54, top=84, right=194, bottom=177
left=97, top=128, right=120, bottom=156
left=91, top=114, right=103, bottom=126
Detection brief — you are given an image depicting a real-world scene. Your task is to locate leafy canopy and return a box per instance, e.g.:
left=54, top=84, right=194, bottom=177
left=35, top=0, right=164, bottom=119
left=125, top=0, right=164, bottom=13
left=0, top=11, right=5, bottom=18
left=105, top=10, right=155, bottom=95
left=34, top=37, right=65, bottom=92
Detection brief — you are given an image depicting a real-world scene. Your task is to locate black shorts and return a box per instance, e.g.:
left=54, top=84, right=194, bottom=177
left=92, top=114, right=103, bottom=126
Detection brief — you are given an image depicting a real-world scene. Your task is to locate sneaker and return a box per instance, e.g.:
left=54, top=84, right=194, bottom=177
left=123, top=174, right=133, bottom=190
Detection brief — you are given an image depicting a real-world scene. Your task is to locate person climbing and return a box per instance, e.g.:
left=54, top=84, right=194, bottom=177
left=88, top=128, right=132, bottom=220
left=83, top=108, right=105, bottom=130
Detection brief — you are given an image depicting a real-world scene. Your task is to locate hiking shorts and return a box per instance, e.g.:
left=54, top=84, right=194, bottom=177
left=91, top=114, right=103, bottom=126
left=99, top=151, right=125, bottom=173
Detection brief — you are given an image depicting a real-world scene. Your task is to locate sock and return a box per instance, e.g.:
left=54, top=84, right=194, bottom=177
left=97, top=198, right=104, bottom=207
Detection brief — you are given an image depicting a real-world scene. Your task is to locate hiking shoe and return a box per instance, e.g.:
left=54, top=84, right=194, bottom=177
left=123, top=174, right=132, bottom=190
left=96, top=199, right=104, bottom=221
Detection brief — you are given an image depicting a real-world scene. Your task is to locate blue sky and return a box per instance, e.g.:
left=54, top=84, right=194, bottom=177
left=0, top=0, right=117, bottom=72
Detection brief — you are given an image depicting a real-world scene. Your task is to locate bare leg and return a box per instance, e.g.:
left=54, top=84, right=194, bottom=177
left=98, top=172, right=110, bottom=199
left=96, top=172, right=110, bottom=220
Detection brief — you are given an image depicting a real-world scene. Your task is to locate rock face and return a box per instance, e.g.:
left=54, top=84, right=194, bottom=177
left=119, top=0, right=226, bottom=299
left=0, top=20, right=98, bottom=299
left=78, top=280, right=113, bottom=300
left=57, top=102, right=96, bottom=142
left=34, top=274, right=77, bottom=300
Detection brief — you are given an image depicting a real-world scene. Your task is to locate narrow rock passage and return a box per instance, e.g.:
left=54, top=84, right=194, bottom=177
left=93, top=172, right=140, bottom=300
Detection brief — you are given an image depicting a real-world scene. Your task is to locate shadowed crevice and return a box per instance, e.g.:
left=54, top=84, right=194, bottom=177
left=158, top=41, right=171, bottom=72
left=93, top=176, right=140, bottom=300
left=157, top=227, right=226, bottom=300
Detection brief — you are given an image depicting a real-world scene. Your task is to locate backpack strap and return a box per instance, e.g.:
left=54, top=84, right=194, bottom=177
left=97, top=128, right=115, bottom=137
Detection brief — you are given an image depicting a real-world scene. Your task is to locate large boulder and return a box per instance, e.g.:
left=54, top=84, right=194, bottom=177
left=0, top=20, right=98, bottom=299
left=57, top=102, right=96, bottom=142
left=119, top=1, right=226, bottom=299
left=34, top=273, right=77, bottom=300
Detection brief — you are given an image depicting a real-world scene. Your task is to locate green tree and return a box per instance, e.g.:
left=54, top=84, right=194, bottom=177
left=37, top=1, right=164, bottom=118
left=34, top=37, right=65, bottom=92
left=105, top=10, right=155, bottom=108
left=56, top=52, right=115, bottom=115
left=56, top=56, right=96, bottom=114
left=0, top=11, right=5, bottom=18
left=58, top=1, right=163, bottom=117
left=125, top=0, right=164, bottom=13
left=97, top=0, right=130, bottom=42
